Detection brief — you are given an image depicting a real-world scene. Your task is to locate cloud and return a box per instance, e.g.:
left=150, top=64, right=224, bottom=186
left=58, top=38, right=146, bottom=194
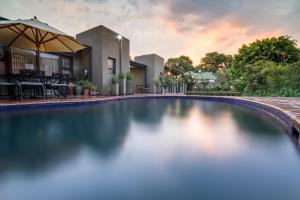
left=0, top=0, right=299, bottom=64
left=165, top=0, right=300, bottom=36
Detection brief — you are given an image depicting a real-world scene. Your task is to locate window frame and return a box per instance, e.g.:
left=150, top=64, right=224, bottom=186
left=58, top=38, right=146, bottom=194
left=107, top=57, right=116, bottom=75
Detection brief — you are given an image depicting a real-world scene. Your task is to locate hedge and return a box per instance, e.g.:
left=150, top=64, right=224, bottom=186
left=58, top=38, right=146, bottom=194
left=186, top=91, right=241, bottom=96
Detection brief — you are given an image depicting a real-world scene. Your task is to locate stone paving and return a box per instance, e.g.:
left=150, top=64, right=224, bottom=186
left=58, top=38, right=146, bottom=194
left=0, top=95, right=299, bottom=133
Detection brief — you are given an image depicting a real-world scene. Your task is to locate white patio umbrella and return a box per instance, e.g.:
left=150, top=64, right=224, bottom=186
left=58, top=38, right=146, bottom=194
left=0, top=16, right=87, bottom=70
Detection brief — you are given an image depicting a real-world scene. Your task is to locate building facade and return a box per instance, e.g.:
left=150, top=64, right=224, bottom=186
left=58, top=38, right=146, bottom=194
left=76, top=25, right=130, bottom=89
left=0, top=16, right=167, bottom=94
left=133, top=54, right=164, bottom=93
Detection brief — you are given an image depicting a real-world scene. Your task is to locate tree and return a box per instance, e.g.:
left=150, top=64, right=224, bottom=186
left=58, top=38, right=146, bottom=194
left=265, top=63, right=285, bottom=94
left=165, top=55, right=194, bottom=72
left=216, top=69, right=229, bottom=90
left=285, top=61, right=300, bottom=90
left=229, top=36, right=300, bottom=92
left=243, top=60, right=270, bottom=95
left=200, top=52, right=232, bottom=72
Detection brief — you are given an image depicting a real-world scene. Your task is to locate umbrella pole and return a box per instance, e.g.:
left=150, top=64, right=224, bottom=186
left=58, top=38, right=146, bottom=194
left=36, top=49, right=40, bottom=71
left=36, top=28, right=40, bottom=71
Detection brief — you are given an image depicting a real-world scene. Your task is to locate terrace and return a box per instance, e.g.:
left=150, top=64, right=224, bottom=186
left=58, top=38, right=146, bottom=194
left=0, top=17, right=87, bottom=99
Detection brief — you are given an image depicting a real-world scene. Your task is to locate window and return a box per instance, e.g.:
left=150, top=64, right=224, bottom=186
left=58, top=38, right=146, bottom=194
left=10, top=47, right=73, bottom=77
left=11, top=47, right=36, bottom=74
left=108, top=57, right=116, bottom=74
left=61, top=56, right=72, bottom=77
left=40, top=53, right=59, bottom=76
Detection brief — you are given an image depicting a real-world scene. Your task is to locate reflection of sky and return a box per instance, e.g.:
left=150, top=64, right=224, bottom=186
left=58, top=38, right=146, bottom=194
left=1, top=99, right=300, bottom=200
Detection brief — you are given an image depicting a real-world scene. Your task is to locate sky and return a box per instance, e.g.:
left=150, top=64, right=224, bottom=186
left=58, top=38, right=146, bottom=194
left=0, top=0, right=300, bottom=64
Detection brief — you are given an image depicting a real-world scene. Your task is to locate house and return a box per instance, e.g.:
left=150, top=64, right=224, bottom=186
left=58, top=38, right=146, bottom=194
left=0, top=16, right=166, bottom=94
left=75, top=25, right=165, bottom=92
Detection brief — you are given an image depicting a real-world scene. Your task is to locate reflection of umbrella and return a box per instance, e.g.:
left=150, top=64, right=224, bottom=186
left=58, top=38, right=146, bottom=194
left=0, top=16, right=86, bottom=70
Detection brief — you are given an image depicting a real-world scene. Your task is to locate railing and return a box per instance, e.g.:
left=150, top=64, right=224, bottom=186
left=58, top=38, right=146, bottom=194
left=135, top=83, right=187, bottom=94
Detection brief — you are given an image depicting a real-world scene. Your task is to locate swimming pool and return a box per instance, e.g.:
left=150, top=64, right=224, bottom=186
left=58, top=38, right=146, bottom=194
left=0, top=98, right=299, bottom=200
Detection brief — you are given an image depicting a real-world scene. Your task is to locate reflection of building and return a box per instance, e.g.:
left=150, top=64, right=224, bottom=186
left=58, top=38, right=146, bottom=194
left=0, top=17, right=166, bottom=93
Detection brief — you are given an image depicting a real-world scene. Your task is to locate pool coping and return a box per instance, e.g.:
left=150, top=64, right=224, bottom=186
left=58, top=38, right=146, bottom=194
left=0, top=95, right=299, bottom=135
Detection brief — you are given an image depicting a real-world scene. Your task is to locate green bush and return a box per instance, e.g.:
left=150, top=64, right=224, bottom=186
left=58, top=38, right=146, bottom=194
left=277, top=88, right=300, bottom=97
left=111, top=75, right=119, bottom=84
left=186, top=91, right=241, bottom=96
left=75, top=79, right=84, bottom=87
left=126, top=72, right=133, bottom=80
left=119, top=72, right=125, bottom=80
left=285, top=61, right=300, bottom=90
left=82, top=80, right=93, bottom=90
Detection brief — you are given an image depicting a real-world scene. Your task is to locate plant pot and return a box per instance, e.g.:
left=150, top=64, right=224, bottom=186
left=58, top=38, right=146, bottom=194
left=90, top=91, right=97, bottom=96
left=75, top=86, right=82, bottom=96
left=119, top=79, right=126, bottom=95
left=162, top=87, right=166, bottom=95
left=126, top=80, right=133, bottom=95
left=111, top=84, right=119, bottom=96
left=83, top=89, right=89, bottom=96
left=68, top=85, right=75, bottom=96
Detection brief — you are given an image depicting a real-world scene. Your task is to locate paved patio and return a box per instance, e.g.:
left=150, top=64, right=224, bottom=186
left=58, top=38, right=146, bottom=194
left=0, top=95, right=299, bottom=134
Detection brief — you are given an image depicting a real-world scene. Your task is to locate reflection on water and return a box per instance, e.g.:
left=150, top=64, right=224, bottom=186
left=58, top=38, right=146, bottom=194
left=0, top=99, right=299, bottom=200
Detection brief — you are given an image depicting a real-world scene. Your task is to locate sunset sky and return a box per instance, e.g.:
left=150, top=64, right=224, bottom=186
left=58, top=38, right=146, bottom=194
left=0, top=0, right=299, bottom=64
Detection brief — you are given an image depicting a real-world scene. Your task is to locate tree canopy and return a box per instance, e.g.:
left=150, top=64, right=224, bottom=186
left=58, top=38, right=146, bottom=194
left=230, top=36, right=300, bottom=79
left=165, top=55, right=194, bottom=72
left=199, top=52, right=232, bottom=72
left=165, top=35, right=300, bottom=96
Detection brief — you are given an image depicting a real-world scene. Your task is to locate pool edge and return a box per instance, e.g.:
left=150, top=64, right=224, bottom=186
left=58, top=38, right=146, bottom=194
left=0, top=95, right=299, bottom=135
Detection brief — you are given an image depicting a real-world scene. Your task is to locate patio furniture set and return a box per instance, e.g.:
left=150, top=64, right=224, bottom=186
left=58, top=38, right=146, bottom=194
left=0, top=69, right=71, bottom=99
left=135, top=84, right=150, bottom=94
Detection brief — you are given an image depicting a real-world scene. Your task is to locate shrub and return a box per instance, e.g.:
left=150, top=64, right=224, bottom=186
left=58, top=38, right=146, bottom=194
left=111, top=75, right=119, bottom=84
left=82, top=80, right=93, bottom=90
left=186, top=91, right=241, bottom=96
left=119, top=72, right=125, bottom=80
left=277, top=88, right=300, bottom=97
left=75, top=79, right=84, bottom=87
left=126, top=72, right=133, bottom=80
left=285, top=61, right=300, bottom=90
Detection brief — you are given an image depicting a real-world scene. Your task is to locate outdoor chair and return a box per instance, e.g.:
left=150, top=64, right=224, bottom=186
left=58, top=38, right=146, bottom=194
left=135, top=84, right=150, bottom=94
left=143, top=85, right=150, bottom=94
left=0, top=74, right=16, bottom=97
left=16, top=70, right=45, bottom=99
left=46, top=73, right=69, bottom=98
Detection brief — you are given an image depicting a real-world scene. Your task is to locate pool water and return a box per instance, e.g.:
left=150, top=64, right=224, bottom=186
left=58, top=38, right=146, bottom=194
left=0, top=98, right=299, bottom=200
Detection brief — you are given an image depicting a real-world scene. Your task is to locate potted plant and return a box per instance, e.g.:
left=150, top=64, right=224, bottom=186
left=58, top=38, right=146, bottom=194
left=152, top=78, right=160, bottom=94
left=68, top=80, right=75, bottom=96
left=126, top=72, right=134, bottom=95
left=119, top=72, right=126, bottom=95
left=111, top=75, right=119, bottom=96
left=82, top=80, right=93, bottom=96
left=90, top=85, right=98, bottom=96
left=75, top=80, right=84, bottom=96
